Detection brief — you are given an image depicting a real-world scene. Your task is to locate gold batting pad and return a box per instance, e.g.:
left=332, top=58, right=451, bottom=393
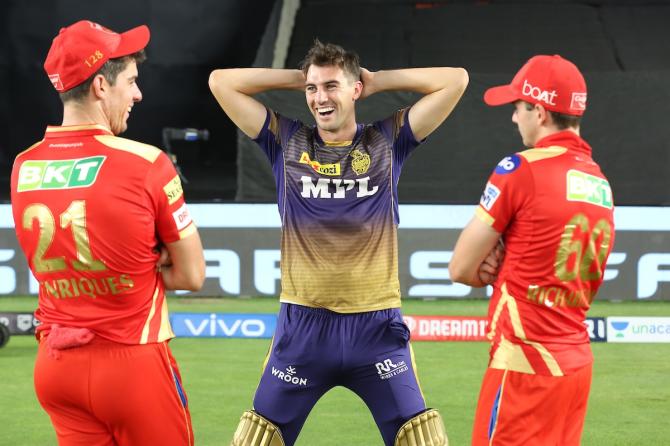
left=230, top=410, right=285, bottom=446
left=394, top=409, right=448, bottom=446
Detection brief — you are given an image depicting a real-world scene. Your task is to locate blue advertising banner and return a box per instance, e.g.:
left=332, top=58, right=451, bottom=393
left=170, top=313, right=277, bottom=338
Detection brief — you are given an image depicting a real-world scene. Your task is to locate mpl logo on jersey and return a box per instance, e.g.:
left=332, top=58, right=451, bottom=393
left=17, top=156, right=106, bottom=192
left=480, top=182, right=500, bottom=211
left=170, top=313, right=276, bottom=338
left=607, top=317, right=670, bottom=343
left=566, top=169, right=613, bottom=209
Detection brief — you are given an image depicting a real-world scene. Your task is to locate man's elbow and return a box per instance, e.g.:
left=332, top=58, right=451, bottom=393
left=208, top=70, right=224, bottom=94
left=449, top=260, right=476, bottom=286
left=185, top=263, right=206, bottom=291
left=452, top=67, right=469, bottom=95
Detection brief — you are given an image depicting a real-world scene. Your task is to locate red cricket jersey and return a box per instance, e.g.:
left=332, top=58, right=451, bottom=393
left=11, top=124, right=195, bottom=344
left=476, top=131, right=615, bottom=376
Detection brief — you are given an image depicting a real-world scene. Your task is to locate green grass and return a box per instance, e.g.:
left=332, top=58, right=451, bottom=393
left=1, top=297, right=669, bottom=445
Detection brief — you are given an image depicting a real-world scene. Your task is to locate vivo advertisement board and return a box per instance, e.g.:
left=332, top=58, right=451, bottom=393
left=170, top=313, right=276, bottom=338
left=1, top=204, right=669, bottom=301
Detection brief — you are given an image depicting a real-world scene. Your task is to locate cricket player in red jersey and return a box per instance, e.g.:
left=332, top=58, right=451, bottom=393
left=449, top=55, right=615, bottom=446
left=10, top=20, right=205, bottom=445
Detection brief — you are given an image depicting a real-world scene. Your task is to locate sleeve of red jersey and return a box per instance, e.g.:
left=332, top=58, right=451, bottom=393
left=475, top=153, right=533, bottom=233
left=146, top=152, right=196, bottom=244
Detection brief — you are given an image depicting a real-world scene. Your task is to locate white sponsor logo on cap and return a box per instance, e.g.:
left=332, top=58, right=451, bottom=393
left=522, top=79, right=557, bottom=106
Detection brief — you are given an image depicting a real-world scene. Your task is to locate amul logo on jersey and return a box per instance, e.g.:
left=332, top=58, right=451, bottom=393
left=375, top=358, right=408, bottom=380
left=271, top=366, right=308, bottom=386
left=17, top=156, right=106, bottom=192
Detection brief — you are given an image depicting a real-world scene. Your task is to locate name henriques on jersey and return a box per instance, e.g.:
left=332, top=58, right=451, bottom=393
left=254, top=108, right=420, bottom=313
left=476, top=130, right=615, bottom=376
left=10, top=124, right=196, bottom=344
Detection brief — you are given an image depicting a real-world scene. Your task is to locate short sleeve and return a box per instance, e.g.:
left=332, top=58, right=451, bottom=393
left=375, top=108, right=422, bottom=167
left=253, top=108, right=301, bottom=166
left=476, top=153, right=533, bottom=234
left=146, top=152, right=195, bottom=244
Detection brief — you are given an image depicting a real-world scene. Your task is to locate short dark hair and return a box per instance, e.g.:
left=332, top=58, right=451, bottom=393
left=299, top=39, right=361, bottom=82
left=522, top=101, right=581, bottom=130
left=59, top=50, right=146, bottom=103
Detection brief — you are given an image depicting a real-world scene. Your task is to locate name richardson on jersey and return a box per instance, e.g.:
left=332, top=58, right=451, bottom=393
left=17, top=156, right=106, bottom=192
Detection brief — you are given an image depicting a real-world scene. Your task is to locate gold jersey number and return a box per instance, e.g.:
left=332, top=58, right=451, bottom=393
left=22, top=201, right=107, bottom=273
left=555, top=213, right=612, bottom=282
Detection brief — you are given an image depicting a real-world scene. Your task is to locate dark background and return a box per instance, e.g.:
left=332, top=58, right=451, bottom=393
left=2, top=0, right=669, bottom=205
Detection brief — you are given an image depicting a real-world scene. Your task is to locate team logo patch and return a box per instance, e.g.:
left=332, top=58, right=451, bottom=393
left=480, top=182, right=501, bottom=211
left=375, top=358, right=408, bottom=380
left=17, top=156, right=106, bottom=192
left=350, top=149, right=371, bottom=175
left=299, top=151, right=341, bottom=176
left=172, top=203, right=192, bottom=231
left=570, top=92, right=587, bottom=111
left=494, top=155, right=521, bottom=174
left=566, top=169, right=613, bottom=209
left=163, top=175, right=184, bottom=205
left=48, top=74, right=64, bottom=91
left=271, top=365, right=308, bottom=386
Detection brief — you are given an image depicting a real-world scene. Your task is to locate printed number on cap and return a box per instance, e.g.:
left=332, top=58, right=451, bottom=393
left=494, top=154, right=521, bottom=174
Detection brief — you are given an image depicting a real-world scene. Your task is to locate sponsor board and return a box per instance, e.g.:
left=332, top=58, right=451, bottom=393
left=0, top=312, right=40, bottom=335
left=170, top=313, right=276, bottom=338
left=403, top=315, right=488, bottom=341
left=585, top=317, right=607, bottom=342
left=403, top=315, right=607, bottom=343
left=607, top=317, right=670, bottom=343
left=1, top=204, right=669, bottom=300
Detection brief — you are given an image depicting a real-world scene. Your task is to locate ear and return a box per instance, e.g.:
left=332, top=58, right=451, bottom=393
left=90, top=74, right=107, bottom=100
left=535, top=103, right=549, bottom=125
left=352, top=80, right=363, bottom=101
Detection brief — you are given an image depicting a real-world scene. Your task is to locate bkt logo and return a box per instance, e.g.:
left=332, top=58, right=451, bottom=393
left=170, top=313, right=276, bottom=338
left=375, top=358, right=408, bottom=380
left=17, top=156, right=106, bottom=192
left=521, top=79, right=557, bottom=106
left=300, top=176, right=378, bottom=199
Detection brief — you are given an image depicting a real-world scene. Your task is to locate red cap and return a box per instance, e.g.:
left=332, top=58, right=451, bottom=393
left=484, top=55, right=587, bottom=116
left=44, top=20, right=150, bottom=92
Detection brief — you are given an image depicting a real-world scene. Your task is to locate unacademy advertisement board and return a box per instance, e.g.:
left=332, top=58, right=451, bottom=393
left=1, top=204, right=669, bottom=300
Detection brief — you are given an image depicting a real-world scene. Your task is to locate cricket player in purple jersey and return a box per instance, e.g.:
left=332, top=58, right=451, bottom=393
left=210, top=40, right=468, bottom=446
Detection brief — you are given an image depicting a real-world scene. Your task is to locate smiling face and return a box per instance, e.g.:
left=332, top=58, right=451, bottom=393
left=305, top=64, right=362, bottom=140
left=102, top=60, right=142, bottom=135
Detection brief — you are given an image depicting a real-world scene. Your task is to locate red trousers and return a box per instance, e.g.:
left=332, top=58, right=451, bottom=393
left=34, top=336, right=194, bottom=446
left=472, top=364, right=592, bottom=446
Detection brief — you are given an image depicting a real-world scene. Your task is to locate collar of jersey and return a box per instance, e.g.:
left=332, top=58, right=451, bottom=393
left=45, top=124, right=113, bottom=138
left=534, top=130, right=592, bottom=156
left=314, top=123, right=364, bottom=148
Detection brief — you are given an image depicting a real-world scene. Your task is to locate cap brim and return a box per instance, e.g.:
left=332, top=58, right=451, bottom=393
left=112, top=25, right=150, bottom=58
left=483, top=84, right=519, bottom=107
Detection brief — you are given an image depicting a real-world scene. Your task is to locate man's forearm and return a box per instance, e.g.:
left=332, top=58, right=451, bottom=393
left=364, top=67, right=468, bottom=96
left=210, top=68, right=305, bottom=96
